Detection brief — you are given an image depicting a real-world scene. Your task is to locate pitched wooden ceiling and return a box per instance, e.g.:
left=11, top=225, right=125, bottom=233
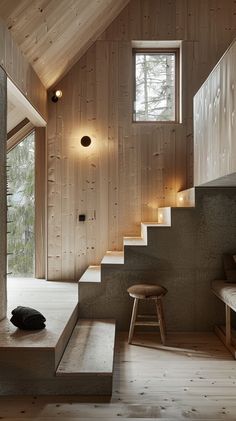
left=0, top=0, right=129, bottom=88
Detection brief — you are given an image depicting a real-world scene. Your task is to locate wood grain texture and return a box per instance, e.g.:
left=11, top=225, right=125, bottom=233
left=7, top=100, right=27, bottom=132
left=0, top=332, right=235, bottom=419
left=194, top=39, right=236, bottom=186
left=47, top=0, right=236, bottom=280
left=0, top=277, right=78, bottom=349
left=56, top=319, right=115, bottom=376
left=7, top=120, right=34, bottom=152
left=35, top=128, right=46, bottom=279
left=0, top=0, right=129, bottom=89
left=0, top=277, right=78, bottom=390
left=176, top=187, right=195, bottom=207
left=0, top=17, right=47, bottom=120
left=0, top=67, right=7, bottom=320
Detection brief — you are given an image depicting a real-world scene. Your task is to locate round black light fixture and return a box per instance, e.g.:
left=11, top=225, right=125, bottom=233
left=81, top=136, right=92, bottom=147
left=51, top=90, right=63, bottom=102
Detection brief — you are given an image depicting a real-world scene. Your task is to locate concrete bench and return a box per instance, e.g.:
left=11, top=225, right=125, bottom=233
left=212, top=280, right=236, bottom=358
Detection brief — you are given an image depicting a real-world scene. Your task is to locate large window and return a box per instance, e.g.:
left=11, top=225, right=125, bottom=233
left=133, top=49, right=179, bottom=122
left=7, top=131, right=35, bottom=277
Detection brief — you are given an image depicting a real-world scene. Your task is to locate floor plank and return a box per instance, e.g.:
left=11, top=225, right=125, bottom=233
left=0, top=332, right=236, bottom=420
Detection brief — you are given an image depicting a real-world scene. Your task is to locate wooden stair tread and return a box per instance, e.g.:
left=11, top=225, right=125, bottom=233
left=56, top=319, right=116, bottom=376
left=177, top=187, right=195, bottom=207
left=101, top=251, right=124, bottom=264
left=79, top=266, right=101, bottom=283
left=141, top=222, right=170, bottom=227
left=123, top=237, right=146, bottom=246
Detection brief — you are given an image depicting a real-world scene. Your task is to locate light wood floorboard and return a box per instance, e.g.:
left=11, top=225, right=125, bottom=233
left=0, top=332, right=236, bottom=420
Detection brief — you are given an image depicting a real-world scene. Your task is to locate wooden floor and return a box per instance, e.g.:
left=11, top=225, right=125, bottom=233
left=0, top=331, right=236, bottom=420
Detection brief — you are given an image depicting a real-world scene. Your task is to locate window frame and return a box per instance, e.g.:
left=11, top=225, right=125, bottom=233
left=7, top=126, right=46, bottom=279
left=132, top=48, right=180, bottom=124
left=7, top=129, right=36, bottom=278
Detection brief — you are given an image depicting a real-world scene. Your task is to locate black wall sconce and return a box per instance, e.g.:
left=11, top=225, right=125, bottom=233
left=51, top=90, right=63, bottom=103
left=81, top=136, right=92, bottom=147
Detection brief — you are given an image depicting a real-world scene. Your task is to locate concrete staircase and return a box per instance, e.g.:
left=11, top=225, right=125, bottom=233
left=78, top=186, right=236, bottom=332
left=2, top=186, right=235, bottom=395
left=78, top=188, right=196, bottom=328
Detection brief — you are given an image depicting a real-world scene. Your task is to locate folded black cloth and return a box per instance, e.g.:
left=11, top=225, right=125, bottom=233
left=10, top=306, right=46, bottom=330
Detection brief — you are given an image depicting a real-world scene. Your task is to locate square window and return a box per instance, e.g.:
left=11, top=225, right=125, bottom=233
left=133, top=49, right=179, bottom=122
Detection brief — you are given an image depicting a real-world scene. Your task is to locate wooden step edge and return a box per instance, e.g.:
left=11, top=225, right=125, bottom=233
left=79, top=265, right=101, bottom=283
left=123, top=236, right=147, bottom=246
left=56, top=319, right=116, bottom=377
left=141, top=222, right=171, bottom=227
left=101, top=251, right=124, bottom=265
left=157, top=207, right=172, bottom=225
left=177, top=187, right=195, bottom=207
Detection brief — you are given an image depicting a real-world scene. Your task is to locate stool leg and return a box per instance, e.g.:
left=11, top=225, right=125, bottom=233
left=155, top=298, right=166, bottom=345
left=128, top=298, right=139, bottom=344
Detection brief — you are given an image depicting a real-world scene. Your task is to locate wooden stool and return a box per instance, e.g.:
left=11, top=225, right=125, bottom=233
left=127, top=283, right=167, bottom=345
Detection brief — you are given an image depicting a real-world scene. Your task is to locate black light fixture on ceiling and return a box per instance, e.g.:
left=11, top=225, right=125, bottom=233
left=81, top=136, right=92, bottom=147
left=51, top=90, right=63, bottom=102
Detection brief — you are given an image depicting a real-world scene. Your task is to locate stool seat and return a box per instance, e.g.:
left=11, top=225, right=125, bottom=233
left=127, top=283, right=167, bottom=299
left=127, top=283, right=168, bottom=345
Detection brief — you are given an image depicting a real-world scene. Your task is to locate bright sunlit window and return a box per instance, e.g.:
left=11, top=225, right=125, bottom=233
left=7, top=131, right=35, bottom=277
left=133, top=49, right=179, bottom=122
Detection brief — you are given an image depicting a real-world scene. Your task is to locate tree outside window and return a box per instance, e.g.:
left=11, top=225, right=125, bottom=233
left=133, top=50, right=177, bottom=122
left=7, top=131, right=35, bottom=277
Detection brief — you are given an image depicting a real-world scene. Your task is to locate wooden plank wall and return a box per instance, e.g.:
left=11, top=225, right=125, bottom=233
left=35, top=128, right=46, bottom=279
left=47, top=0, right=236, bottom=280
left=0, top=67, right=7, bottom=319
left=194, top=39, right=236, bottom=186
left=0, top=18, right=47, bottom=121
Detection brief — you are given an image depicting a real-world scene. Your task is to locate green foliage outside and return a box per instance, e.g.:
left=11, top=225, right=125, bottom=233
left=7, top=132, right=35, bottom=277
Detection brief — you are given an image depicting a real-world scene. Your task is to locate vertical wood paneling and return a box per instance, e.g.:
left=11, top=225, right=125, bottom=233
left=47, top=0, right=236, bottom=280
left=0, top=18, right=47, bottom=121
left=47, top=98, right=62, bottom=280
left=0, top=67, right=7, bottom=319
left=95, top=42, right=109, bottom=261
left=0, top=0, right=130, bottom=89
left=35, top=127, right=46, bottom=279
left=108, top=42, right=119, bottom=250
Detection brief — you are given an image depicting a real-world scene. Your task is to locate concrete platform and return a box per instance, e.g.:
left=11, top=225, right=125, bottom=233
left=0, top=278, right=78, bottom=392
left=0, top=278, right=116, bottom=395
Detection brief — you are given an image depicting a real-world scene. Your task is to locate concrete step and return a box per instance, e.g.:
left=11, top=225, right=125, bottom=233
left=57, top=319, right=116, bottom=376
left=0, top=277, right=79, bottom=395
left=0, top=278, right=78, bottom=370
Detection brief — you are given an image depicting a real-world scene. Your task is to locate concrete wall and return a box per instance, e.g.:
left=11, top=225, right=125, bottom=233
left=79, top=187, right=236, bottom=331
